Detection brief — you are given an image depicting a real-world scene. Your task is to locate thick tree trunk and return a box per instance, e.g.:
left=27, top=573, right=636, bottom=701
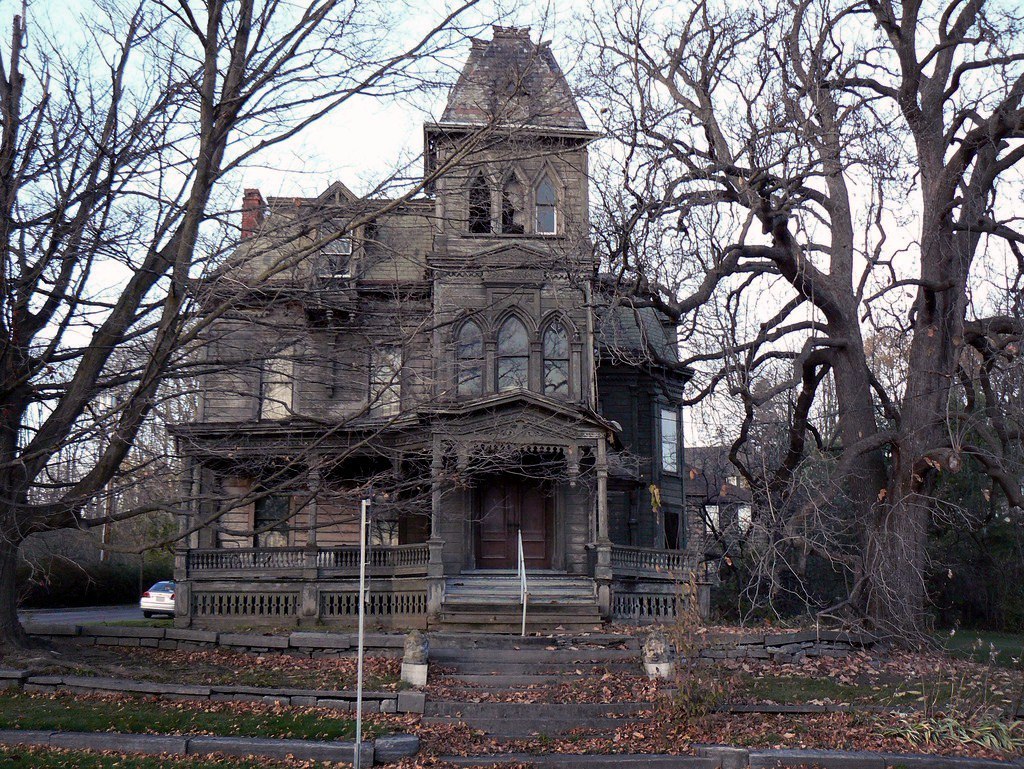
left=0, top=536, right=28, bottom=649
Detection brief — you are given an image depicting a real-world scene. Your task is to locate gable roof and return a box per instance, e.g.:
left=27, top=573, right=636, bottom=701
left=440, top=26, right=588, bottom=132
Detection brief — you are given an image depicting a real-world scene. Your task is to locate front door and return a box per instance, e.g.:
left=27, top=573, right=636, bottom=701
left=475, top=479, right=552, bottom=569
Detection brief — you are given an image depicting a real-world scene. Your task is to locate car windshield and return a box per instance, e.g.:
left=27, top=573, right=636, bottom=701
left=148, top=582, right=175, bottom=592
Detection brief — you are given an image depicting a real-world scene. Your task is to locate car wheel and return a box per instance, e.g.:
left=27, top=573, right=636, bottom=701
left=143, top=611, right=153, bottom=618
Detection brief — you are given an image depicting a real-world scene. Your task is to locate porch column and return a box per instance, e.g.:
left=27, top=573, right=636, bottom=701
left=594, top=439, right=613, bottom=617
left=300, top=464, right=320, bottom=625
left=427, top=441, right=445, bottom=618
left=173, top=448, right=196, bottom=628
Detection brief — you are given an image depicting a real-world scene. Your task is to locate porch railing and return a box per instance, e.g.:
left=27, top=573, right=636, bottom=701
left=186, top=543, right=430, bottom=578
left=609, top=544, right=706, bottom=581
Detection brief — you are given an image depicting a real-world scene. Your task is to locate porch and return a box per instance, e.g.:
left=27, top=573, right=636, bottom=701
left=175, top=542, right=710, bottom=630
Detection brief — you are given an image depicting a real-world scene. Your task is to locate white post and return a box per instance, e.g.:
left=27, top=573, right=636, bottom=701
left=354, top=497, right=369, bottom=769
left=517, top=529, right=528, bottom=637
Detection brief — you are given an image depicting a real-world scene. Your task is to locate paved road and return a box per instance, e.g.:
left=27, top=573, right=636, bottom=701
left=19, top=605, right=146, bottom=625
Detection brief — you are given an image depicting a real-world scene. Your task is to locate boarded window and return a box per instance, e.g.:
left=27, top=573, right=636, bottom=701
left=369, top=345, right=402, bottom=416
left=543, top=323, right=569, bottom=396
left=260, top=354, right=293, bottom=420
left=496, top=317, right=529, bottom=391
left=456, top=321, right=484, bottom=397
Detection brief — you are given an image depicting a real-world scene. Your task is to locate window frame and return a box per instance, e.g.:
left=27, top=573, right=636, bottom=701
left=468, top=173, right=492, bottom=234
left=534, top=175, right=557, bottom=234
left=368, top=345, right=402, bottom=416
left=253, top=494, right=291, bottom=548
left=496, top=316, right=530, bottom=392
left=259, top=354, right=294, bottom=420
left=542, top=322, right=570, bottom=397
left=455, top=320, right=485, bottom=398
left=659, top=406, right=680, bottom=474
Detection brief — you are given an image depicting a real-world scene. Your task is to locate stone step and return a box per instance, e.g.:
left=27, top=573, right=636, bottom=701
left=424, top=701, right=652, bottom=718
left=422, top=714, right=638, bottom=738
left=434, top=661, right=638, bottom=675
left=433, top=622, right=604, bottom=634
left=429, top=673, right=599, bottom=686
left=438, top=755, right=719, bottom=768
left=428, top=632, right=638, bottom=650
left=430, top=648, right=637, bottom=663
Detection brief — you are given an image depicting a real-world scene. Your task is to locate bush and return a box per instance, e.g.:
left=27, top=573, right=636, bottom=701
left=17, top=555, right=173, bottom=608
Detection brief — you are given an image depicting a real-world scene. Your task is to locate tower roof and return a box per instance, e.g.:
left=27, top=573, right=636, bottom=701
left=439, top=26, right=588, bottom=132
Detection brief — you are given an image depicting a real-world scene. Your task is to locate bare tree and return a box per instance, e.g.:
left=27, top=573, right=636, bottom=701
left=0, top=0, right=483, bottom=648
left=584, top=0, right=1024, bottom=638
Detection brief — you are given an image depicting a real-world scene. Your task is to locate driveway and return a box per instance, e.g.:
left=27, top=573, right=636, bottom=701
left=19, top=605, right=147, bottom=626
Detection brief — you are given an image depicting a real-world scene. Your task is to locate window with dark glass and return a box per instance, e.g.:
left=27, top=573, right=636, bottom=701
left=660, top=407, right=679, bottom=472
left=496, top=317, right=529, bottom=391
left=468, top=174, right=492, bottom=233
left=254, top=495, right=290, bottom=547
left=455, top=321, right=484, bottom=397
left=543, top=323, right=569, bottom=396
left=501, top=178, right=524, bottom=234
left=535, top=175, right=556, bottom=234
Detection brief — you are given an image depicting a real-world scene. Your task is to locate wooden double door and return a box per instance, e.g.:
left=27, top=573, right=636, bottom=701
left=475, top=478, right=553, bottom=569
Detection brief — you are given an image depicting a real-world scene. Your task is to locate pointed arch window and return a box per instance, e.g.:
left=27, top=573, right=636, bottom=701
left=496, top=317, right=529, bottom=391
left=535, top=175, right=557, bottom=234
left=501, top=177, right=524, bottom=234
left=468, top=174, right=492, bottom=233
left=455, top=320, right=484, bottom=398
left=543, top=323, right=570, bottom=396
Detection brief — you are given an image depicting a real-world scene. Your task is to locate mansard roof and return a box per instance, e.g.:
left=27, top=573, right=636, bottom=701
left=439, top=26, right=588, bottom=132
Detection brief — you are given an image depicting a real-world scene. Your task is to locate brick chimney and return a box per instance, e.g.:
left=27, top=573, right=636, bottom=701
left=241, top=188, right=265, bottom=239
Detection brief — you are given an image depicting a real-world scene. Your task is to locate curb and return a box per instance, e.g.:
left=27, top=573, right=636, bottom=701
left=436, top=747, right=1024, bottom=768
left=0, top=729, right=419, bottom=765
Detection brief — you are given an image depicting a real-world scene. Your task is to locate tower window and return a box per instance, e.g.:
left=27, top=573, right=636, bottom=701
left=535, top=175, right=557, bottom=234
left=501, top=178, right=524, bottom=234
left=543, top=323, right=569, bottom=396
left=468, top=174, right=492, bottom=234
left=455, top=320, right=484, bottom=397
left=496, top=317, right=529, bottom=391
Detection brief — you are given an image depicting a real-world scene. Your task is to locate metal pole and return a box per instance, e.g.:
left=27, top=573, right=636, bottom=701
left=354, top=497, right=369, bottom=769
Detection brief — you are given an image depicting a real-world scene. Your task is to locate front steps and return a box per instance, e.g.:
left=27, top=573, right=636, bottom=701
left=426, top=634, right=651, bottom=740
left=435, top=572, right=602, bottom=633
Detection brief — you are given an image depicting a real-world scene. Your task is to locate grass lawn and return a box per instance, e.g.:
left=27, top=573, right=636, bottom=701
left=0, top=691, right=385, bottom=741
left=0, top=746, right=309, bottom=768
left=735, top=674, right=912, bottom=705
left=937, top=630, right=1024, bottom=668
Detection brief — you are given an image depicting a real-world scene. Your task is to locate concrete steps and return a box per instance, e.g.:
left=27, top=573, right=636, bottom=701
left=437, top=574, right=601, bottom=634
left=423, top=701, right=653, bottom=739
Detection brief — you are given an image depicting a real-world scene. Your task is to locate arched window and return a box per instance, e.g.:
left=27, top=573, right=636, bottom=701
left=501, top=178, right=524, bottom=234
left=496, top=317, right=529, bottom=391
left=543, top=323, right=569, bottom=396
left=468, top=174, right=492, bottom=233
left=455, top=321, right=484, bottom=397
left=535, top=175, right=557, bottom=234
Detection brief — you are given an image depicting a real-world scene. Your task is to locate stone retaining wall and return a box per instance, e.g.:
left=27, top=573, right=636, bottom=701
left=25, top=623, right=405, bottom=657
left=696, top=629, right=877, bottom=663
left=0, top=669, right=426, bottom=715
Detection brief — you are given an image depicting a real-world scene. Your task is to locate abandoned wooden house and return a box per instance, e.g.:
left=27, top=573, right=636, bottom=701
left=171, top=26, right=708, bottom=632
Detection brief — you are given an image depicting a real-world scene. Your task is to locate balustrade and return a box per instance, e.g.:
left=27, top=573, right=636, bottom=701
left=187, top=543, right=430, bottom=577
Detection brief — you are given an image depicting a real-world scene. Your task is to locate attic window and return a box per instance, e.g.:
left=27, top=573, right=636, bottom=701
left=322, top=237, right=352, bottom=276
left=468, top=174, right=492, bottom=234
